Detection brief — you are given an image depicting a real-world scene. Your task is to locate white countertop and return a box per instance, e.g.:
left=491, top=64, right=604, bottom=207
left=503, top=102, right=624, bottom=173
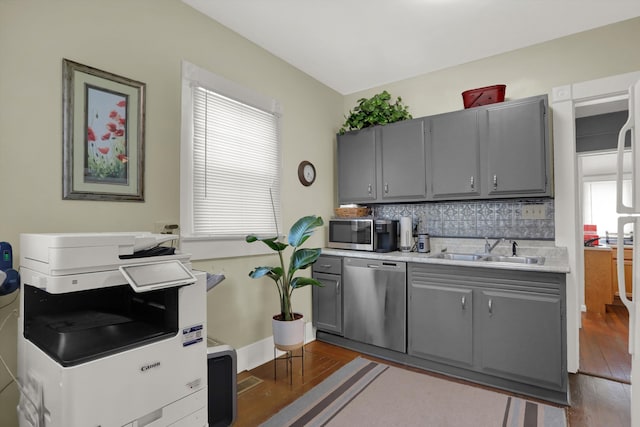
left=322, top=238, right=570, bottom=274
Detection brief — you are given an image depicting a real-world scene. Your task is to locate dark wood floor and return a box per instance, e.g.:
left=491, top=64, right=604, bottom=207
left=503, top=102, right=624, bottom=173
left=579, top=303, right=631, bottom=383
left=234, top=306, right=632, bottom=427
left=569, top=301, right=631, bottom=426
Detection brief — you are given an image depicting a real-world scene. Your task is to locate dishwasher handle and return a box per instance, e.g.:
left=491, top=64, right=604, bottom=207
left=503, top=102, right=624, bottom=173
left=364, top=262, right=403, bottom=271
left=345, top=257, right=406, bottom=272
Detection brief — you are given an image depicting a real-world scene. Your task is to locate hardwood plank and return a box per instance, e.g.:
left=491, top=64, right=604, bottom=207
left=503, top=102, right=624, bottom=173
left=579, top=303, right=631, bottom=383
left=235, top=343, right=360, bottom=427
left=568, top=374, right=631, bottom=427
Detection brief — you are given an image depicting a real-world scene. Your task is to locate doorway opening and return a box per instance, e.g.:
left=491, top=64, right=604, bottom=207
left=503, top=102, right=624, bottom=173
left=575, top=95, right=631, bottom=383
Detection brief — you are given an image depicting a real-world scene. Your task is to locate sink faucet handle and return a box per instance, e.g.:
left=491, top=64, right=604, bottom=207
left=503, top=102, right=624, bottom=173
left=512, top=240, right=518, bottom=256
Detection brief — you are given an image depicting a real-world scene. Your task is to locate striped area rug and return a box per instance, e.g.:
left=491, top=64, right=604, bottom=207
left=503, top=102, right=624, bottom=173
left=261, top=357, right=566, bottom=427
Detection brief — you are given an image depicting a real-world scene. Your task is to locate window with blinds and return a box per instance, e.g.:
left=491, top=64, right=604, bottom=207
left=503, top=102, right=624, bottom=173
left=190, top=86, right=282, bottom=238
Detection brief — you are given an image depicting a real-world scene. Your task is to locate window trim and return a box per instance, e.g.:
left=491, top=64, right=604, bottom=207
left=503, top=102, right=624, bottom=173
left=179, top=61, right=283, bottom=260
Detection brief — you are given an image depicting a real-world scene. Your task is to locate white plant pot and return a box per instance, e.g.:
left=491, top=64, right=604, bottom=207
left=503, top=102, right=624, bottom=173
left=272, top=313, right=304, bottom=351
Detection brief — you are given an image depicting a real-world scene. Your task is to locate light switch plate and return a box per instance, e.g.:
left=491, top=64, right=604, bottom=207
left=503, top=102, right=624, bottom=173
left=522, top=204, right=546, bottom=220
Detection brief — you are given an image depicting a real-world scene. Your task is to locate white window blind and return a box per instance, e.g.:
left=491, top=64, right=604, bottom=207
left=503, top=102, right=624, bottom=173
left=191, top=86, right=282, bottom=238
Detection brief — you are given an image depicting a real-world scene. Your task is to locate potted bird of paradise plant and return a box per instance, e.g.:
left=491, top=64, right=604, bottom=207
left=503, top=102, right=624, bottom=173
left=246, top=215, right=324, bottom=350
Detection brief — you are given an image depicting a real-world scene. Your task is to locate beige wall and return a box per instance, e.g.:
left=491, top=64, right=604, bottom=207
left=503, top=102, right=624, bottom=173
left=1, top=0, right=640, bottom=424
left=0, top=1, right=342, bottom=425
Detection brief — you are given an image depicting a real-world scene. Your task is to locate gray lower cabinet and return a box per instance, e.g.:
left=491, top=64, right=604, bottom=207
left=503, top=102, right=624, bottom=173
left=408, top=263, right=566, bottom=395
left=477, top=289, right=563, bottom=389
left=408, top=283, right=473, bottom=366
left=311, top=256, right=343, bottom=335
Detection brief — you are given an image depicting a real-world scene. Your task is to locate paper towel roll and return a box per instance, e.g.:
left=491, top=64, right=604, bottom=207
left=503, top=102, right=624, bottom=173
left=400, top=216, right=412, bottom=252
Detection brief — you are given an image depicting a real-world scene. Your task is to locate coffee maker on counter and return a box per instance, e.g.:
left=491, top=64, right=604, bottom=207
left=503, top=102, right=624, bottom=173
left=374, top=219, right=398, bottom=252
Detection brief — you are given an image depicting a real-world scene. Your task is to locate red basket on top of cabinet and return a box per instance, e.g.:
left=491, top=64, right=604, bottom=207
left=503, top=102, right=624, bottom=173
left=462, top=84, right=506, bottom=108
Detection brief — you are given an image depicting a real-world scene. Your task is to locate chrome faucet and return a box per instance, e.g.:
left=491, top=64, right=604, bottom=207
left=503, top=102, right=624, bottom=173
left=484, top=237, right=505, bottom=253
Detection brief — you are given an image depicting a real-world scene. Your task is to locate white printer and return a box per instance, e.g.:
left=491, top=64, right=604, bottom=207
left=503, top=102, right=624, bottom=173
left=17, top=232, right=208, bottom=427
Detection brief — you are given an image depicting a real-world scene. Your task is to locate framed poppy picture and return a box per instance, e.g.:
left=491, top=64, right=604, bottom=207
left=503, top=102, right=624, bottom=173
left=62, top=59, right=145, bottom=201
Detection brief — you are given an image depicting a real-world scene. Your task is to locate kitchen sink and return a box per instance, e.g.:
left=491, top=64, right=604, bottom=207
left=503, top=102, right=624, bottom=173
left=483, top=255, right=545, bottom=265
left=430, top=252, right=545, bottom=265
left=430, top=253, right=487, bottom=261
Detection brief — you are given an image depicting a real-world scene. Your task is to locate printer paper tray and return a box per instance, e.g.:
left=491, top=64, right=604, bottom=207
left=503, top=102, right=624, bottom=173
left=26, top=310, right=176, bottom=367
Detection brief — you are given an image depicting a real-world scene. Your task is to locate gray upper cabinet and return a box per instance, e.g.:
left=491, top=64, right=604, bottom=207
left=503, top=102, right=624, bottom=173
left=337, top=127, right=377, bottom=203
left=336, top=94, right=550, bottom=204
left=379, top=119, right=427, bottom=201
left=337, top=119, right=427, bottom=204
left=428, top=109, right=481, bottom=199
left=480, top=95, right=550, bottom=197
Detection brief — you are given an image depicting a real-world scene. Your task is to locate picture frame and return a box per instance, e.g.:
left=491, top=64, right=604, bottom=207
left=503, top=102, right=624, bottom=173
left=62, top=59, right=145, bottom=201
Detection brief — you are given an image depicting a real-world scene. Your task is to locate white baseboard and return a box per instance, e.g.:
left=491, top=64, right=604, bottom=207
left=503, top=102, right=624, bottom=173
left=235, top=322, right=316, bottom=373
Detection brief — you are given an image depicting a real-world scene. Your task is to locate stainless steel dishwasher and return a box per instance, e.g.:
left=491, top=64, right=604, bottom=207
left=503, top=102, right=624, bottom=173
left=343, top=257, right=406, bottom=353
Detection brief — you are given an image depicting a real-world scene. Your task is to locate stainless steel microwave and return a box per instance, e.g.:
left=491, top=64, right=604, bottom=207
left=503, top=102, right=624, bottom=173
left=327, top=218, right=374, bottom=251
left=328, top=218, right=399, bottom=252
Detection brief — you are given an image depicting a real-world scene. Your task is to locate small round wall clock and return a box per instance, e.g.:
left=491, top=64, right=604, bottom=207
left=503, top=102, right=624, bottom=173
left=297, top=160, right=316, bottom=186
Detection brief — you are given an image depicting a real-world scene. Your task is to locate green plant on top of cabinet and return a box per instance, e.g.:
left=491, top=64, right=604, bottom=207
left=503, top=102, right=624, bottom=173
left=339, top=90, right=412, bottom=135
left=481, top=95, right=550, bottom=197
left=337, top=118, right=427, bottom=204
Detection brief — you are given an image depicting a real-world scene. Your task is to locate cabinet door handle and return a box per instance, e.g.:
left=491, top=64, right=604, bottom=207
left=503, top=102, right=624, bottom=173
left=336, top=282, right=340, bottom=295
left=488, top=298, right=493, bottom=315
left=470, top=176, right=474, bottom=190
left=320, top=264, right=332, bottom=268
left=461, top=295, right=466, bottom=309
left=493, top=174, right=498, bottom=190
left=367, top=184, right=372, bottom=195
left=384, top=183, right=389, bottom=194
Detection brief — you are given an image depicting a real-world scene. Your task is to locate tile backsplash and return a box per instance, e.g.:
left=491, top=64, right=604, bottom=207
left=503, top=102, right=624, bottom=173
left=373, top=198, right=554, bottom=240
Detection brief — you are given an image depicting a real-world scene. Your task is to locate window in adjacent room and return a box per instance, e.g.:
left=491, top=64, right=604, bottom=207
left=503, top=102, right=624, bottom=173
left=180, top=61, right=282, bottom=259
left=580, top=150, right=632, bottom=243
